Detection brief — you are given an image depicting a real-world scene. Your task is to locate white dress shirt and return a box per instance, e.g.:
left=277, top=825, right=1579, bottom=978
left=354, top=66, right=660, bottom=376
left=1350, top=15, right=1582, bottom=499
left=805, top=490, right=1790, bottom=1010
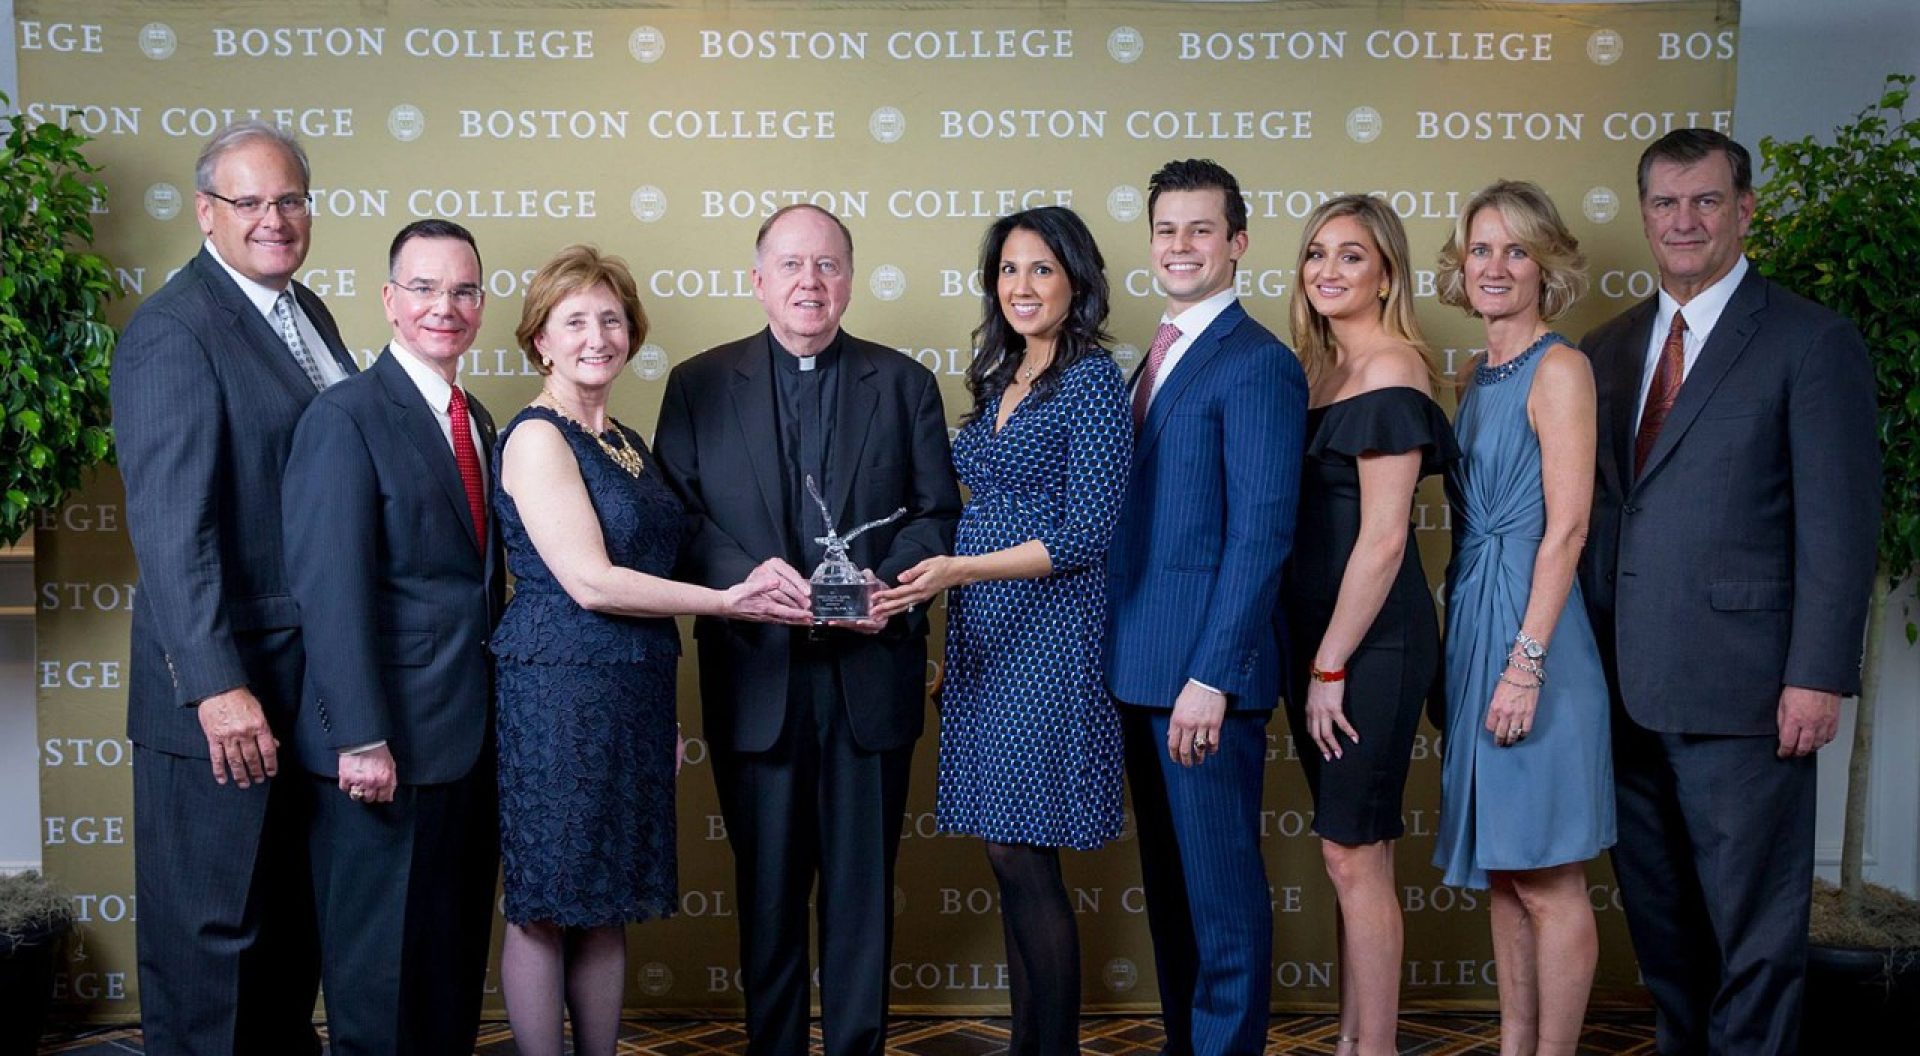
left=203, top=240, right=350, bottom=387
left=1634, top=255, right=1748, bottom=434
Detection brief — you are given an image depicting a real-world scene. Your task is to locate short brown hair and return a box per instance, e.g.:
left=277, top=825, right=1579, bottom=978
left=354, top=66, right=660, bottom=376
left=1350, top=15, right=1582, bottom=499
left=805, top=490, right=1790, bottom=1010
left=515, top=245, right=649, bottom=374
left=1436, top=180, right=1588, bottom=322
left=1638, top=128, right=1752, bottom=200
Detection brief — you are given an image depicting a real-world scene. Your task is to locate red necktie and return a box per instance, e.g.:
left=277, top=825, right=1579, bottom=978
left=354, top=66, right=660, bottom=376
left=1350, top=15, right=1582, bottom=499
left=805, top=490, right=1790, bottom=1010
left=448, top=385, right=486, bottom=552
left=1131, top=322, right=1183, bottom=429
left=1634, top=309, right=1688, bottom=477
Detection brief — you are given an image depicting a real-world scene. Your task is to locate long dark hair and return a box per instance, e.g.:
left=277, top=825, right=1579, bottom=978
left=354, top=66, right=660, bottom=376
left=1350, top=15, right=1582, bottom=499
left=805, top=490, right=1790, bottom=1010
left=963, top=206, right=1112, bottom=424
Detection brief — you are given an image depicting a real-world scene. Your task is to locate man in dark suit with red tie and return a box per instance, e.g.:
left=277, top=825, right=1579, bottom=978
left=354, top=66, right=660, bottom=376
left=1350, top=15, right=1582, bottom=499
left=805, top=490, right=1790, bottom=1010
left=114, top=122, right=354, bottom=1056
left=1580, top=129, right=1880, bottom=1056
left=281, top=220, right=503, bottom=1055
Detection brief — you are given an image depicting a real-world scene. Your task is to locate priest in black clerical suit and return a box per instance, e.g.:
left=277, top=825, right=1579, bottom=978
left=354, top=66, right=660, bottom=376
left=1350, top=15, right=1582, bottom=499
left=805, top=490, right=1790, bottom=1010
left=653, top=204, right=959, bottom=1056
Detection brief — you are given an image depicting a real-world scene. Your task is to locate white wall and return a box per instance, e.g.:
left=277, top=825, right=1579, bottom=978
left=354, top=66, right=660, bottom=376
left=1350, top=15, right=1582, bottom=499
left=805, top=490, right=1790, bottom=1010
left=1736, top=0, right=1920, bottom=898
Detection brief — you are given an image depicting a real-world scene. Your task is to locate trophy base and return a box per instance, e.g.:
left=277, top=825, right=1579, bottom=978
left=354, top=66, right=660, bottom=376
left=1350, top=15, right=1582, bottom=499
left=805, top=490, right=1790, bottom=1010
left=810, top=582, right=870, bottom=622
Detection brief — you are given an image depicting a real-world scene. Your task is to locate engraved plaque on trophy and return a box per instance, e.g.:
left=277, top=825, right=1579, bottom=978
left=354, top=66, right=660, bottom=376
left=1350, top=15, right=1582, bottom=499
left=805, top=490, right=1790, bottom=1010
left=805, top=474, right=906, bottom=622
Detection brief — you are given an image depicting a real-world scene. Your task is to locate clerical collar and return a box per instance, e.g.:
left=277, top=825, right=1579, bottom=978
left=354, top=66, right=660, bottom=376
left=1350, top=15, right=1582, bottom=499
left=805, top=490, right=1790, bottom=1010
left=771, top=332, right=843, bottom=374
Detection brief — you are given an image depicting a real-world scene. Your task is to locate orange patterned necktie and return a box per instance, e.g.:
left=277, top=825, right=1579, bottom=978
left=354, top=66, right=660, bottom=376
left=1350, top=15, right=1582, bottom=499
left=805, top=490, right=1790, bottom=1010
left=1131, top=322, right=1182, bottom=429
left=1634, top=309, right=1688, bottom=477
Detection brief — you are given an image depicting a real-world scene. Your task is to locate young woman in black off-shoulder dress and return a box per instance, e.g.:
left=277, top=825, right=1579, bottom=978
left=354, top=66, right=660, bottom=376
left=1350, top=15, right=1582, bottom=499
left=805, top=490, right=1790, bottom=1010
left=1281, top=195, right=1458, bottom=1056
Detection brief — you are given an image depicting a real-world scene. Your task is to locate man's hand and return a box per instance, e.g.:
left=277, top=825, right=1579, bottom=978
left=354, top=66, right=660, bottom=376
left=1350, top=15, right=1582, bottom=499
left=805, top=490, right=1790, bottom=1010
left=1777, top=685, right=1841, bottom=758
left=339, top=745, right=399, bottom=804
left=723, top=560, right=814, bottom=624
left=197, top=687, right=279, bottom=787
left=1166, top=681, right=1227, bottom=767
left=753, top=557, right=812, bottom=612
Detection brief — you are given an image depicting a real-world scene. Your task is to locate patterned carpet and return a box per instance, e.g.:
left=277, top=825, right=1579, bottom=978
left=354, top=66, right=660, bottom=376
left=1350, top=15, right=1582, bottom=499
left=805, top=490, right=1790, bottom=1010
left=39, top=1013, right=1657, bottom=1054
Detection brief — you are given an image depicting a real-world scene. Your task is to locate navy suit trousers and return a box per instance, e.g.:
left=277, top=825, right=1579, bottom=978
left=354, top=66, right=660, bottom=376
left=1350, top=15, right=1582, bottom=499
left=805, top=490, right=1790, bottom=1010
left=1121, top=705, right=1273, bottom=1056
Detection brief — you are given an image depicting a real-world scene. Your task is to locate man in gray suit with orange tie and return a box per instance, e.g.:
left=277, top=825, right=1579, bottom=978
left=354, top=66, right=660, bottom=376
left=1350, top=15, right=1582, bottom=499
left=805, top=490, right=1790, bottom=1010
left=114, top=122, right=354, bottom=1055
left=1580, top=128, right=1880, bottom=1056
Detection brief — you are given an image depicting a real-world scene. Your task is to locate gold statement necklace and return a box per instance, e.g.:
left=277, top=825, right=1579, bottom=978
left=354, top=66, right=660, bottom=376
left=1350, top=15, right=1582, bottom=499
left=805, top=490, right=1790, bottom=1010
left=538, top=389, right=644, bottom=477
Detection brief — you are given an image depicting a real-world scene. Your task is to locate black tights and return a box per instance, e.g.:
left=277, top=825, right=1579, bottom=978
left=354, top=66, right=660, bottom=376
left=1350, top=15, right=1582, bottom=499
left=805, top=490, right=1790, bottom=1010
left=986, top=841, right=1081, bottom=1055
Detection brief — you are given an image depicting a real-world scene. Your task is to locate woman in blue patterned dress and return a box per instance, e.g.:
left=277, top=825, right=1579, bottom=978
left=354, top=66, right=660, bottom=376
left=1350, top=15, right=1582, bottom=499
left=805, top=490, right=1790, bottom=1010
left=492, top=246, right=809, bottom=1056
left=875, top=206, right=1129, bottom=1055
left=1432, top=182, right=1614, bottom=1056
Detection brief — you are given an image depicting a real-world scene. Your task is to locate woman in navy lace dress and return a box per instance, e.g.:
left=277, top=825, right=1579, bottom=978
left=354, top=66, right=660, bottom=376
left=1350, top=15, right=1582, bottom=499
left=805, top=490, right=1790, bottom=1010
left=492, top=246, right=808, bottom=1056
left=877, top=207, right=1129, bottom=1056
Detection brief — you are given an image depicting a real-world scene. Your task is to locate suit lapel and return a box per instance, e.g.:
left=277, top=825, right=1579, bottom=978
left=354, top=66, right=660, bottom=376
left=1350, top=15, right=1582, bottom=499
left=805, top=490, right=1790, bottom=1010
left=292, top=282, right=359, bottom=376
left=374, top=349, right=480, bottom=547
left=828, top=340, right=879, bottom=520
left=192, top=250, right=324, bottom=401
left=1135, top=302, right=1243, bottom=461
left=1607, top=298, right=1657, bottom=492
left=1633, top=271, right=1768, bottom=489
left=727, top=332, right=788, bottom=538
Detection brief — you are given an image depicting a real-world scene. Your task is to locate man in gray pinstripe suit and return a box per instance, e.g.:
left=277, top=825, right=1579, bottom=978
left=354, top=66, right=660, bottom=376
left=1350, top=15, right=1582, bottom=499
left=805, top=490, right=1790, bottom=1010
left=113, top=122, right=355, bottom=1056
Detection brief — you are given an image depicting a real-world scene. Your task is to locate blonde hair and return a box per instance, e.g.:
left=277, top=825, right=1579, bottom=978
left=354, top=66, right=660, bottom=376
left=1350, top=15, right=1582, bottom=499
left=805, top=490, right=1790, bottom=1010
left=515, top=245, right=649, bottom=374
left=1287, top=194, right=1433, bottom=386
left=1436, top=180, right=1588, bottom=321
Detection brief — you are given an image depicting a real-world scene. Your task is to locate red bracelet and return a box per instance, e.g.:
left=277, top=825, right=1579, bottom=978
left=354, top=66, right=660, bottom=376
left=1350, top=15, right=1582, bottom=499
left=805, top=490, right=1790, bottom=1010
left=1309, top=664, right=1346, bottom=683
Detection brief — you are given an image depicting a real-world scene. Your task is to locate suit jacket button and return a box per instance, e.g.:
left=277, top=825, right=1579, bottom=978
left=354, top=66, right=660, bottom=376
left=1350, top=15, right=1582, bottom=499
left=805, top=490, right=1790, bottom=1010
left=1623, top=503, right=1640, bottom=514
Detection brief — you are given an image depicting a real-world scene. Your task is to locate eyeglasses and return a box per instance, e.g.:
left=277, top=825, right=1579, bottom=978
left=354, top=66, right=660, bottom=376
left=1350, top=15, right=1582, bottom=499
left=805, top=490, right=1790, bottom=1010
left=202, top=191, right=313, bottom=219
left=393, top=282, right=486, bottom=309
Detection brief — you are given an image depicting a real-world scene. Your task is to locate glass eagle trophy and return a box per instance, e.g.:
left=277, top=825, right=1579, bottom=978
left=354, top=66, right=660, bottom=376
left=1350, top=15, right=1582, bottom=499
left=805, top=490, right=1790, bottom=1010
left=805, top=474, right=906, bottom=621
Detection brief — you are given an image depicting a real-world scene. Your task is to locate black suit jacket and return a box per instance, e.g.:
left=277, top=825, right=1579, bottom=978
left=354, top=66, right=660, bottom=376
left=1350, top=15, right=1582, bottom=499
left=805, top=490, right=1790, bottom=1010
left=114, top=247, right=356, bottom=757
left=652, top=329, right=961, bottom=753
left=280, top=349, right=504, bottom=785
left=1579, top=266, right=1880, bottom=735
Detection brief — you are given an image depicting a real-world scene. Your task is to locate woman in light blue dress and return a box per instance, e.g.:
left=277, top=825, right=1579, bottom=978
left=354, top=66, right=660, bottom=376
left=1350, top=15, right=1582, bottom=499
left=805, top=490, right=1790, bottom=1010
left=1431, top=181, right=1614, bottom=1056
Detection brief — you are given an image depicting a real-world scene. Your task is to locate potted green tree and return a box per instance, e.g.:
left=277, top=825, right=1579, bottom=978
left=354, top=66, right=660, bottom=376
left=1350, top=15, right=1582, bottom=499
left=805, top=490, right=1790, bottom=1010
left=0, top=870, right=74, bottom=1052
left=0, top=90, right=117, bottom=548
left=1748, top=73, right=1920, bottom=1037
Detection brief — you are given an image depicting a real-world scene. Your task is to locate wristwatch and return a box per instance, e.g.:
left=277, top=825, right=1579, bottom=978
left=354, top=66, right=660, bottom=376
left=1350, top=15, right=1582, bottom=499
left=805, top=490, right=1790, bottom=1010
left=1513, top=631, right=1546, bottom=661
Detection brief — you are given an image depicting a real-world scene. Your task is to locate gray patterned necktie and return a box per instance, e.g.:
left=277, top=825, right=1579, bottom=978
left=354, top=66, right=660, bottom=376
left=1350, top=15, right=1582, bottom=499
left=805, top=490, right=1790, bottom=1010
left=272, top=290, right=327, bottom=390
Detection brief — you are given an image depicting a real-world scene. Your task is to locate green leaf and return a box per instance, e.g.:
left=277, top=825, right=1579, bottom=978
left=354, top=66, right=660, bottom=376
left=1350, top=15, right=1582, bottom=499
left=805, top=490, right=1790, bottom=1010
left=0, top=89, right=117, bottom=547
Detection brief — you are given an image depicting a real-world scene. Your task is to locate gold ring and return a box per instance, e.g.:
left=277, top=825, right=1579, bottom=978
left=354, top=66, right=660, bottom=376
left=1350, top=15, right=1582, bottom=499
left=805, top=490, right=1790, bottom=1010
left=348, top=787, right=366, bottom=802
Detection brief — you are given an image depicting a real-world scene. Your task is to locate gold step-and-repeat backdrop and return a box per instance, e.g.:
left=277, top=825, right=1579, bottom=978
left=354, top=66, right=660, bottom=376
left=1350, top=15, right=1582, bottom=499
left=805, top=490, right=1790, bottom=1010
left=23, top=0, right=1737, bottom=1021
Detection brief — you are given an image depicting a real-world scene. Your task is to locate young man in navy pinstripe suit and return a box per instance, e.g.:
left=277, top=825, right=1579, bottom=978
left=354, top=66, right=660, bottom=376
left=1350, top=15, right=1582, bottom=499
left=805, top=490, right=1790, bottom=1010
left=1105, top=159, right=1308, bottom=1055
